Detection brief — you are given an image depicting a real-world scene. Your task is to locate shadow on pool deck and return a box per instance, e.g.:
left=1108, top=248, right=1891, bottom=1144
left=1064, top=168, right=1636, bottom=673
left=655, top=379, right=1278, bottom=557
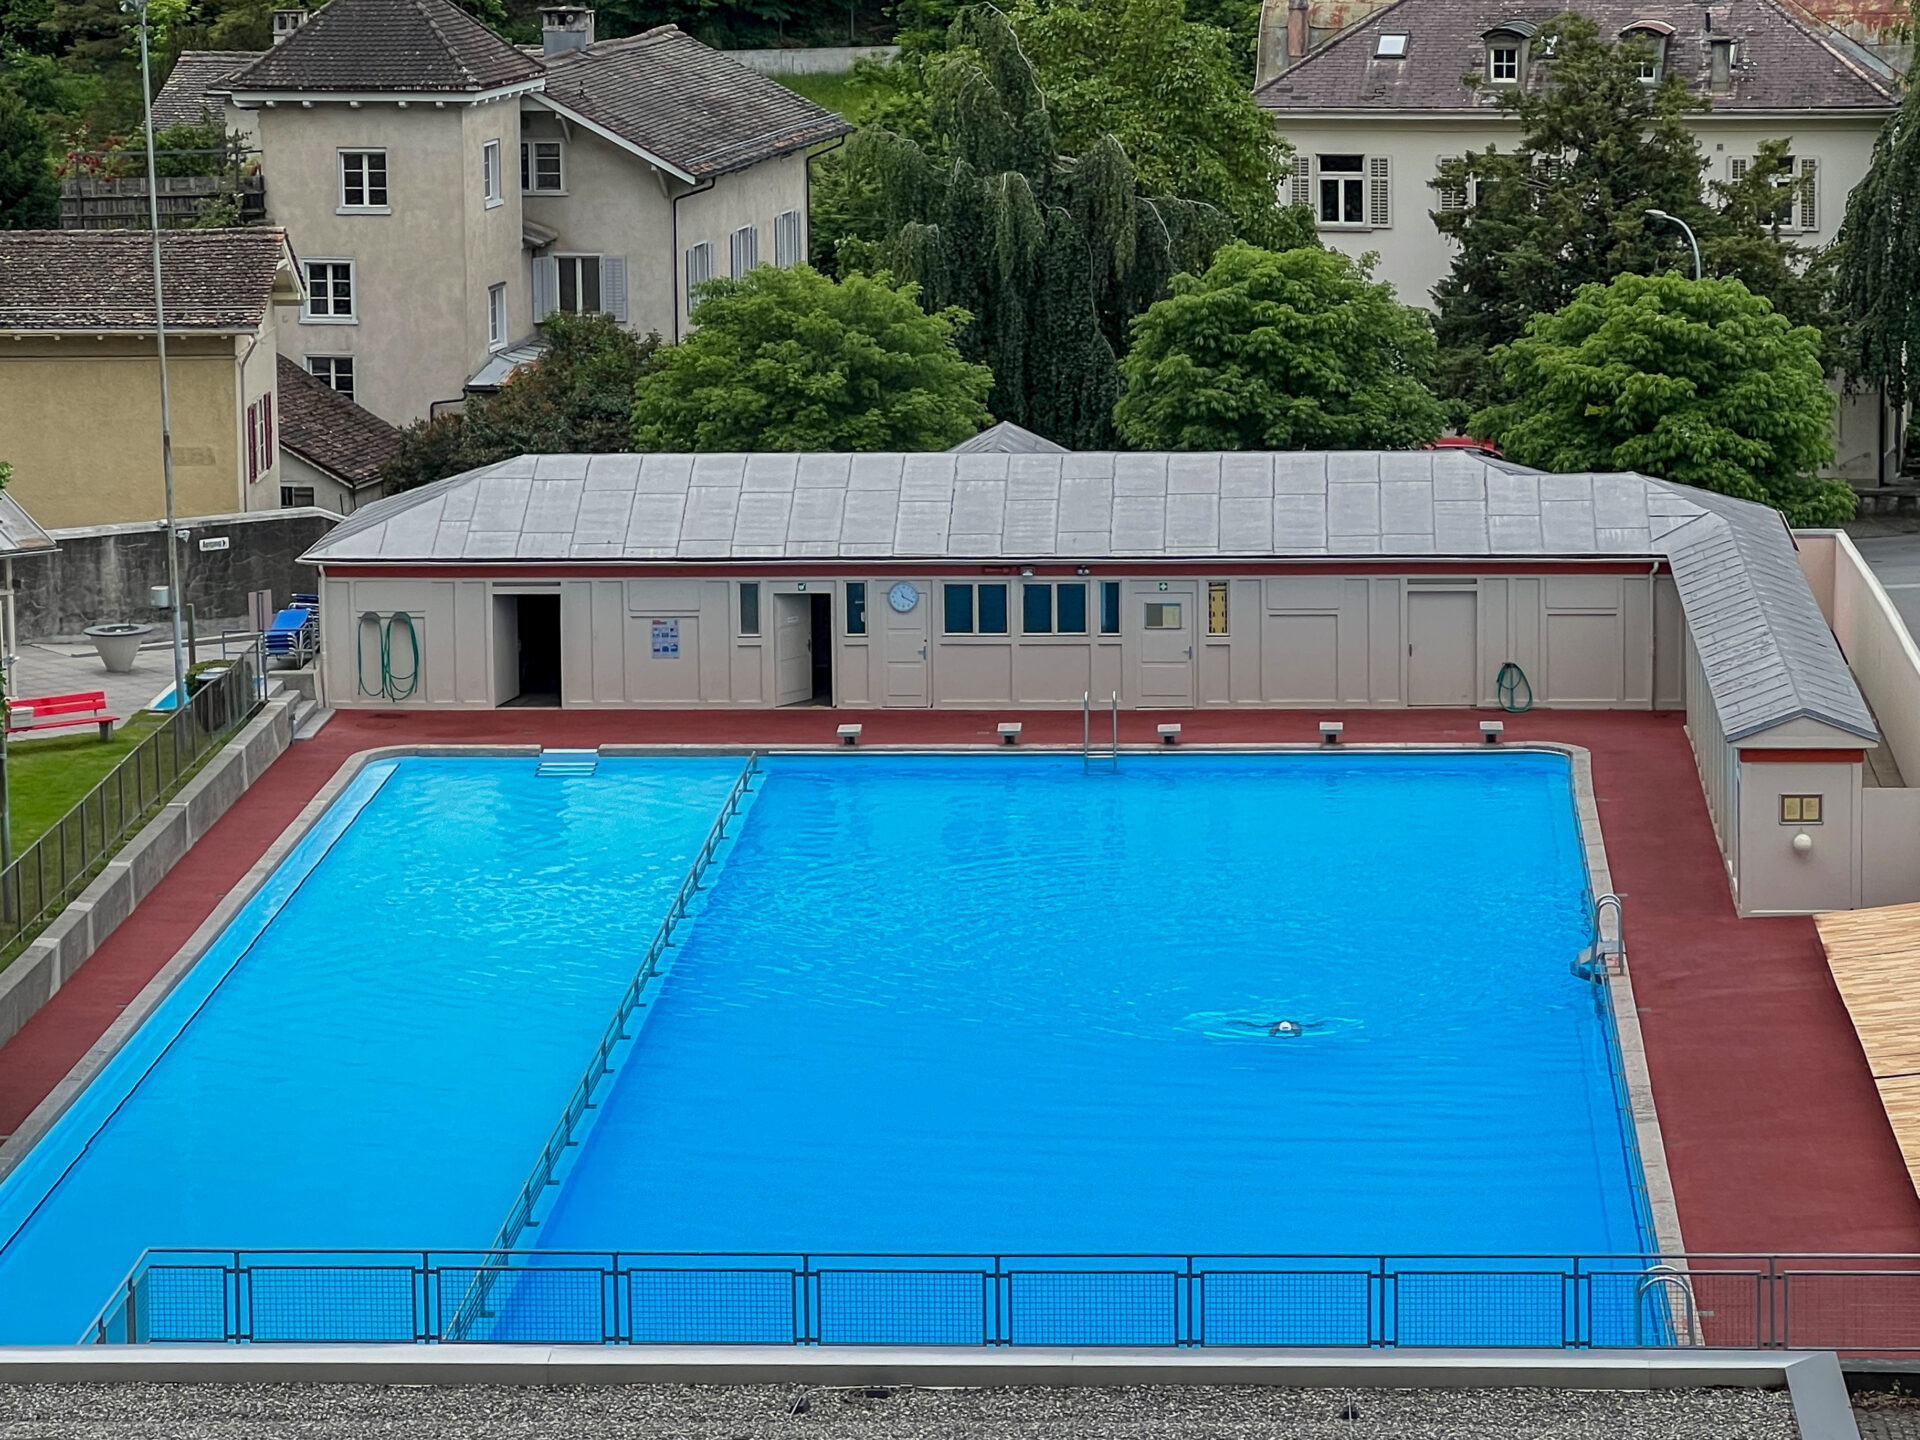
left=0, top=706, right=1912, bottom=1259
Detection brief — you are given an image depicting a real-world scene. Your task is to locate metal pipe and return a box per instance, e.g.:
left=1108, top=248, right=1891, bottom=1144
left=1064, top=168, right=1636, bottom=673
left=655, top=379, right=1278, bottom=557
left=130, top=0, right=189, bottom=718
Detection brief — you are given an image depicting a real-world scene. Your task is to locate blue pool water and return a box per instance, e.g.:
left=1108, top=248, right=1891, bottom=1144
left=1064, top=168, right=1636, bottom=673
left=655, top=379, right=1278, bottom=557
left=0, top=751, right=1648, bottom=1344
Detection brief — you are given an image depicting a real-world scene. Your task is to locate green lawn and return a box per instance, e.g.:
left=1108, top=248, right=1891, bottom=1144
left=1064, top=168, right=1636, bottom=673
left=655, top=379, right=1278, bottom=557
left=4, top=714, right=166, bottom=850
left=775, top=69, right=891, bottom=126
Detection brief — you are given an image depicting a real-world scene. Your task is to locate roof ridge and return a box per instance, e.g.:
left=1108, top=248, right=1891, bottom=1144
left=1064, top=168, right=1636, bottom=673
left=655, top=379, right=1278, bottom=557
left=1749, top=0, right=1903, bottom=100
left=408, top=0, right=484, bottom=86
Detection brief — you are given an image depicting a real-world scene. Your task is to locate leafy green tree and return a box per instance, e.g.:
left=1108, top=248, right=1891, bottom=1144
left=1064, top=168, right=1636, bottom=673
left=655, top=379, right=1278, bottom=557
left=0, top=84, right=57, bottom=228
left=818, top=5, right=1244, bottom=446
left=1115, top=242, right=1445, bottom=450
left=1835, top=67, right=1920, bottom=404
left=385, top=312, right=662, bottom=491
left=1431, top=15, right=1828, bottom=402
left=1471, top=273, right=1852, bottom=526
left=631, top=265, right=990, bottom=451
left=1002, top=0, right=1306, bottom=247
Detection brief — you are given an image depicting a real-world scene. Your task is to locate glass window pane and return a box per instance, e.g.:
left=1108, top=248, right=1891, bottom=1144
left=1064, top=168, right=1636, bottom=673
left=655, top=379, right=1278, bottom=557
left=1145, top=602, right=1182, bottom=629
left=944, top=583, right=973, bottom=634
left=739, top=582, right=760, bottom=636
left=1057, top=583, right=1087, bottom=634
left=978, top=583, right=1008, bottom=634
left=1100, top=581, right=1121, bottom=634
left=1208, top=580, right=1229, bottom=636
left=846, top=582, right=866, bottom=635
left=583, top=258, right=601, bottom=314
left=1022, top=583, right=1052, bottom=634
left=559, top=260, right=578, bottom=314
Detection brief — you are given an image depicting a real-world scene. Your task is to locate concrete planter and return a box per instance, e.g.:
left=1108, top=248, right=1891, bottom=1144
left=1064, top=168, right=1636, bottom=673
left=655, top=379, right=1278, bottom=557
left=83, top=623, right=154, bottom=674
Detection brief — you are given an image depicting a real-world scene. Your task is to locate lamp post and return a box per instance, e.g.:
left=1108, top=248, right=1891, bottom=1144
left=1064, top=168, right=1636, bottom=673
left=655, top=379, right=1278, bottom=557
left=1644, top=207, right=1703, bottom=282
left=128, top=0, right=189, bottom=720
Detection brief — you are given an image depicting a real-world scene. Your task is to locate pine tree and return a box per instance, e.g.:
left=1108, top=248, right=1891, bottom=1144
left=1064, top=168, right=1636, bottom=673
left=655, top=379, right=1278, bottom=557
left=829, top=5, right=1234, bottom=447
left=0, top=86, right=59, bottom=230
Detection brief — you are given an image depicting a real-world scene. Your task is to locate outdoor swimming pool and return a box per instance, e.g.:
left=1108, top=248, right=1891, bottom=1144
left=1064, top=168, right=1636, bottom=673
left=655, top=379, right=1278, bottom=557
left=0, top=751, right=1652, bottom=1345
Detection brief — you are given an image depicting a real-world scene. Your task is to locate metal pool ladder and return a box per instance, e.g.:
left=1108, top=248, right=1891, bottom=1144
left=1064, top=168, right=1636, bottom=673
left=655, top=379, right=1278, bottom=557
left=536, top=748, right=599, bottom=778
left=1572, top=892, right=1625, bottom=980
left=1083, top=691, right=1119, bottom=772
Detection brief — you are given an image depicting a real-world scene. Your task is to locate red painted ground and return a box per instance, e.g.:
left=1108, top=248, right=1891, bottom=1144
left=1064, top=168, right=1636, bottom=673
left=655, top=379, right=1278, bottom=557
left=2, top=706, right=1916, bottom=1261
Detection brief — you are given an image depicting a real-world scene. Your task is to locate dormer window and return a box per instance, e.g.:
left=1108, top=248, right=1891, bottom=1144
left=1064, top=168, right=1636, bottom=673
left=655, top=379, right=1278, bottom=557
left=1482, top=22, right=1534, bottom=83
left=1621, top=22, right=1673, bottom=84
left=1375, top=32, right=1408, bottom=57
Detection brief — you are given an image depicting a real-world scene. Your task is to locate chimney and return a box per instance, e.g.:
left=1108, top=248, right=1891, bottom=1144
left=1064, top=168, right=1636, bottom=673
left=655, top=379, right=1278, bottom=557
left=1286, top=0, right=1310, bottom=59
left=540, top=7, right=595, bottom=56
left=271, top=8, right=310, bottom=43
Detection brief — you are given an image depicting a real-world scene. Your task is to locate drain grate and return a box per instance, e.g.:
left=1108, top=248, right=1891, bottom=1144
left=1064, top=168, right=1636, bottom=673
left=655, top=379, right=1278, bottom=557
left=536, top=748, right=598, bottom=778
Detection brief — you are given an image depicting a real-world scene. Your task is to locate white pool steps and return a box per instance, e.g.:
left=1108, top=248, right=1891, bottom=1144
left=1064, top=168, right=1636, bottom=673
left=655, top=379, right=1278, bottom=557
left=536, top=749, right=599, bottom=778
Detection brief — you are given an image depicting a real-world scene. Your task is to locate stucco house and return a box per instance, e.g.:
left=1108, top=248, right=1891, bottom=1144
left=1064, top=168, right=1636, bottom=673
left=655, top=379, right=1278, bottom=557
left=156, top=0, right=849, bottom=428
left=275, top=353, right=403, bottom=513
left=0, top=229, right=303, bottom=528
left=1253, top=0, right=1906, bottom=482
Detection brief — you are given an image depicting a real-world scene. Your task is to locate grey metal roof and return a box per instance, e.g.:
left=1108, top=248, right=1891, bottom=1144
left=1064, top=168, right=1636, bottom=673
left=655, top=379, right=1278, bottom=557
left=304, top=450, right=1875, bottom=743
left=949, top=421, right=1069, bottom=455
left=0, top=493, right=57, bottom=561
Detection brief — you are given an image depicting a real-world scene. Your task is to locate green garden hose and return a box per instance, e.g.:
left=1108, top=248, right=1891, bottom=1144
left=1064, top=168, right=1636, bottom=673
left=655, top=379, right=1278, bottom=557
left=1496, top=661, right=1534, bottom=713
left=357, top=611, right=421, bottom=702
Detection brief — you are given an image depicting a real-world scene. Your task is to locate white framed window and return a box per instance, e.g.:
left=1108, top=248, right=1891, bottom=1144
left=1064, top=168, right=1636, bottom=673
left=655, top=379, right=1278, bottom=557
left=532, top=254, right=627, bottom=323
left=306, top=355, right=356, bottom=401
left=280, top=485, right=316, bottom=508
left=303, top=260, right=355, bottom=322
left=774, top=209, right=804, bottom=267
left=338, top=150, right=388, bottom=211
left=482, top=139, right=502, bottom=208
left=1313, top=155, right=1390, bottom=228
left=557, top=254, right=602, bottom=314
left=1374, top=32, right=1408, bottom=57
left=487, top=282, right=507, bottom=351
left=1731, top=155, right=1820, bottom=232
left=1487, top=42, right=1521, bottom=82
left=521, top=140, right=564, bottom=193
left=729, top=224, right=759, bottom=279
left=685, top=241, right=715, bottom=311
left=1434, top=156, right=1479, bottom=213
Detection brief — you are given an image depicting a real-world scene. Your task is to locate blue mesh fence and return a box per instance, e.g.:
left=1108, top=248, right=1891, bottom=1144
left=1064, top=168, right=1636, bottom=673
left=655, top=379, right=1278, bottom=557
left=85, top=1250, right=1920, bottom=1351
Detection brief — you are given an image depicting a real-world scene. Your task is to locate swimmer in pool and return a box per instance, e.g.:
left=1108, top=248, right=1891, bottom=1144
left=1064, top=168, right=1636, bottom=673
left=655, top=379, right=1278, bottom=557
left=1269, top=1019, right=1304, bottom=1037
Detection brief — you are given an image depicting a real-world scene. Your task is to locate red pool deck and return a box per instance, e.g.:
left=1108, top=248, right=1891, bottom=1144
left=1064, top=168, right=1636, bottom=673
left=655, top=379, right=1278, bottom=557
left=2, top=705, right=1916, bottom=1258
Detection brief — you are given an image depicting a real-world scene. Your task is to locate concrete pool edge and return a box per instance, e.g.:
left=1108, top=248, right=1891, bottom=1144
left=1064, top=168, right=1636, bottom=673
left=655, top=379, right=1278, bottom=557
left=0, top=740, right=1684, bottom=1271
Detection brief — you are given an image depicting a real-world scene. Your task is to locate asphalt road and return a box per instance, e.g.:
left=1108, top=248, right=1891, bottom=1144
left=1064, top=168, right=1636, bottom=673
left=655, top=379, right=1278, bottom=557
left=1855, top=530, right=1920, bottom=646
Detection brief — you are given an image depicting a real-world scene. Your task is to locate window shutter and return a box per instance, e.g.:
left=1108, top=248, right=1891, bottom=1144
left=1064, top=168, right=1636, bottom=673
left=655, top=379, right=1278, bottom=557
left=1798, top=157, right=1818, bottom=231
left=603, top=255, right=628, bottom=323
left=730, top=225, right=760, bottom=278
left=1289, top=157, right=1313, bottom=211
left=532, top=255, right=558, bottom=321
left=246, top=400, right=258, bottom=482
left=774, top=209, right=803, bottom=266
left=1436, top=155, right=1466, bottom=213
left=1368, top=155, right=1391, bottom=228
left=263, top=391, right=274, bottom=467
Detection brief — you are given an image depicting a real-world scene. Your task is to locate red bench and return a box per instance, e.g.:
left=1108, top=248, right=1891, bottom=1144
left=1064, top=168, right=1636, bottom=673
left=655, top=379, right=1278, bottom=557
left=7, top=691, right=120, bottom=740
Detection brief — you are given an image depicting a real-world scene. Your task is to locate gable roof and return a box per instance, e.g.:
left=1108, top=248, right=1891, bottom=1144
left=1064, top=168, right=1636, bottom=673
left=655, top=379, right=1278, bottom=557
left=0, top=229, right=297, bottom=333
left=536, top=26, right=850, bottom=178
left=223, top=0, right=544, bottom=95
left=1254, top=0, right=1901, bottom=112
left=302, top=449, right=1874, bottom=744
left=949, top=421, right=1069, bottom=455
left=152, top=50, right=260, bottom=127
left=276, top=356, right=403, bottom=486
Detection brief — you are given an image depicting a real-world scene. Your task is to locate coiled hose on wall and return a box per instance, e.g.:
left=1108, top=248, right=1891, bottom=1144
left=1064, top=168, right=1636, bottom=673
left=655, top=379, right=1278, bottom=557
left=1496, top=661, right=1534, bottom=713
left=357, top=611, right=421, bottom=702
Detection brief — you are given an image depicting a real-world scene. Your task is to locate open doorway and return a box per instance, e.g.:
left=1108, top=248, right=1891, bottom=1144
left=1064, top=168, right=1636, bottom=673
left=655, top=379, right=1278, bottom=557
left=809, top=593, right=833, bottom=705
left=503, top=593, right=560, bottom=707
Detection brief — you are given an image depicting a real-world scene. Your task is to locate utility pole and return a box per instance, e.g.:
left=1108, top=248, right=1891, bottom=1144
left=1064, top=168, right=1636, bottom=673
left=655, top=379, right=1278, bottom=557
left=130, top=0, right=189, bottom=718
left=1644, top=208, right=1703, bottom=282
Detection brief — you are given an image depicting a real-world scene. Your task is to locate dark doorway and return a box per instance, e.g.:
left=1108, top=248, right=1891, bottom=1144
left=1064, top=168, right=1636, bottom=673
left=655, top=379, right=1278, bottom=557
left=809, top=592, right=833, bottom=705
left=508, top=593, right=561, bottom=707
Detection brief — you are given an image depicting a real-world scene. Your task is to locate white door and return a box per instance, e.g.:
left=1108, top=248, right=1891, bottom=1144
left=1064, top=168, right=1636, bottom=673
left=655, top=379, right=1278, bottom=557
left=1136, top=582, right=1195, bottom=706
left=1407, top=590, right=1477, bottom=706
left=775, top=594, right=812, bottom=705
left=881, top=581, right=929, bottom=706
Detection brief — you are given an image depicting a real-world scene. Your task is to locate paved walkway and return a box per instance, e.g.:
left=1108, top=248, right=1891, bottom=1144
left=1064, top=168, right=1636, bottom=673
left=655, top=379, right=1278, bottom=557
left=0, top=707, right=1915, bottom=1259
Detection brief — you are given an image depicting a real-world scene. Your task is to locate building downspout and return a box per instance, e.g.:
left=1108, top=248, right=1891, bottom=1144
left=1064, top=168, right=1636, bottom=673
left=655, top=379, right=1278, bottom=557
left=1649, top=559, right=1660, bottom=710
left=670, top=175, right=717, bottom=345
left=234, top=327, right=263, bottom=512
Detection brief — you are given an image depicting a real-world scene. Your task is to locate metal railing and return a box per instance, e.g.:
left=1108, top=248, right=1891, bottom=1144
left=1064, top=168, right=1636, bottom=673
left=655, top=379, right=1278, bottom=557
left=487, top=753, right=760, bottom=1257
left=0, top=658, right=259, bottom=961
left=87, top=1248, right=1920, bottom=1351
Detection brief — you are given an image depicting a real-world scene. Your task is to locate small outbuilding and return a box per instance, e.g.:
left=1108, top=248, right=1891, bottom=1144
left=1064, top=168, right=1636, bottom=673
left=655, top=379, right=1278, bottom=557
left=303, top=448, right=1884, bottom=915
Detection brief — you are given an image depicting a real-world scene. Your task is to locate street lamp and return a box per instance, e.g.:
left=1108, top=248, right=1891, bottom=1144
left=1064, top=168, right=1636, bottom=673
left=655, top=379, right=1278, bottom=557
left=126, top=0, right=189, bottom=720
left=1644, top=208, right=1702, bottom=282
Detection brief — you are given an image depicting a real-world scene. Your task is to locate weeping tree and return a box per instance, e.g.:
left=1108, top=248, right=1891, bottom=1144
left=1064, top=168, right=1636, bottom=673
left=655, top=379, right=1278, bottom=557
left=824, top=5, right=1234, bottom=448
left=1835, top=61, right=1920, bottom=406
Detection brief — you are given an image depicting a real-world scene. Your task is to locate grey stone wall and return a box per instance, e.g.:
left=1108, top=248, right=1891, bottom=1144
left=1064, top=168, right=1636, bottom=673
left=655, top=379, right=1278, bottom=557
left=15, top=508, right=338, bottom=639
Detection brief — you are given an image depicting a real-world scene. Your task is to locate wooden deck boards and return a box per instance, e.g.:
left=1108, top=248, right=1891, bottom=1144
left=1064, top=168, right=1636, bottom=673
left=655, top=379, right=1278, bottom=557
left=1816, top=904, right=1920, bottom=1194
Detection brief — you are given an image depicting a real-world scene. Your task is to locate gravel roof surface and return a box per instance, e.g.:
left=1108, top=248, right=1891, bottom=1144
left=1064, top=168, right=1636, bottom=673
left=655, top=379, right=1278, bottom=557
left=0, top=1382, right=1801, bottom=1439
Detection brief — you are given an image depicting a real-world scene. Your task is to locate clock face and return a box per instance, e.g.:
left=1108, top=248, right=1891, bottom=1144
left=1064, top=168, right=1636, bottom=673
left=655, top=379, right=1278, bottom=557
left=887, top=582, right=920, bottom=613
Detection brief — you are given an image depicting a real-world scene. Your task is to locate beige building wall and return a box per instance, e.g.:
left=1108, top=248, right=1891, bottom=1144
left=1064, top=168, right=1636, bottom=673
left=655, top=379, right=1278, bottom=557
left=247, top=99, right=523, bottom=426
left=0, top=334, right=259, bottom=527
left=675, top=151, right=812, bottom=338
